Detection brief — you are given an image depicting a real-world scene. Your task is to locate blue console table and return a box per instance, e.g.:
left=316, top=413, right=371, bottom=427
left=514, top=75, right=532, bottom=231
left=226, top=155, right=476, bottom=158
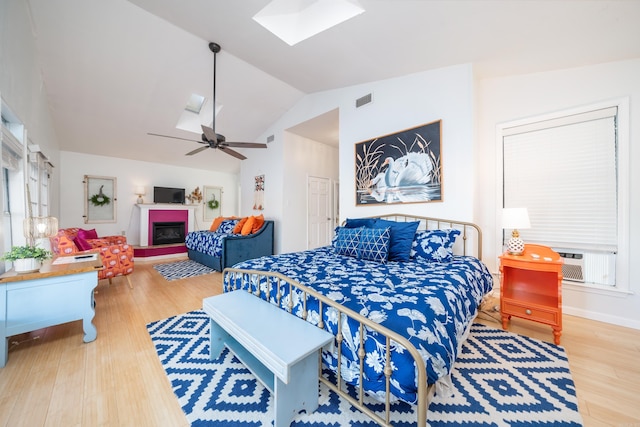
left=0, top=256, right=103, bottom=367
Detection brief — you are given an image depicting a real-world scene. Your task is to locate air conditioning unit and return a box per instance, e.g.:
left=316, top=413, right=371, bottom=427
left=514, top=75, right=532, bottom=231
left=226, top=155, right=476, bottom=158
left=556, top=250, right=585, bottom=283
left=555, top=248, right=616, bottom=286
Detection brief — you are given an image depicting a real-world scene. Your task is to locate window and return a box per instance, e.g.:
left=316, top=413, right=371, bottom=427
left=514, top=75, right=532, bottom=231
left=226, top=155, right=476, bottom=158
left=1, top=112, right=27, bottom=270
left=500, top=99, right=629, bottom=291
left=1, top=101, right=54, bottom=271
left=27, top=144, right=53, bottom=217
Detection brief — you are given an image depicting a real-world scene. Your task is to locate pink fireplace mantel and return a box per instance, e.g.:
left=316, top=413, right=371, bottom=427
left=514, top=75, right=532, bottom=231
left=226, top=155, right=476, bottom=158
left=133, top=204, right=198, bottom=247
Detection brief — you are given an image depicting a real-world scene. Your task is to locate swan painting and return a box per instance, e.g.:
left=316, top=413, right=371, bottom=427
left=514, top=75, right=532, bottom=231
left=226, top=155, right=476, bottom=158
left=382, top=153, right=433, bottom=188
left=355, top=120, right=442, bottom=205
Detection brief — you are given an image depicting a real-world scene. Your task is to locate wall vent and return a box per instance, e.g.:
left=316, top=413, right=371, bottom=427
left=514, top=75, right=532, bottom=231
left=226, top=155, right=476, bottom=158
left=355, top=93, right=372, bottom=108
left=266, top=134, right=275, bottom=143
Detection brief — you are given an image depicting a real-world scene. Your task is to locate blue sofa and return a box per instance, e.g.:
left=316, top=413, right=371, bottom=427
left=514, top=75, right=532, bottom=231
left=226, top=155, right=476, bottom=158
left=186, top=220, right=274, bottom=271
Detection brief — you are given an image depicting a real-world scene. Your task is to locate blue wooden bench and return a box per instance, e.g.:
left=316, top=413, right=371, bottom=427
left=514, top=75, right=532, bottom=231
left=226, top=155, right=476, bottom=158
left=203, top=290, right=333, bottom=427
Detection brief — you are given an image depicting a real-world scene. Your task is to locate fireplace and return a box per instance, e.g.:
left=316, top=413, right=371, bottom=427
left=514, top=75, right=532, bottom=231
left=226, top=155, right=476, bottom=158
left=134, top=204, right=196, bottom=248
left=152, top=221, right=186, bottom=245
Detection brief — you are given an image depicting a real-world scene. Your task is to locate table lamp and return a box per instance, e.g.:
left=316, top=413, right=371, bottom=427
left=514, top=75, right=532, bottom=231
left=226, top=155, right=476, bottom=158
left=502, top=208, right=530, bottom=255
left=24, top=216, right=59, bottom=247
left=135, top=186, right=146, bottom=204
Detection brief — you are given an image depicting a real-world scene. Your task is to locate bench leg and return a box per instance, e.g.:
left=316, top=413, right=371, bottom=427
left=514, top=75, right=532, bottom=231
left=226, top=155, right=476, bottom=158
left=0, top=337, right=7, bottom=368
left=209, top=318, right=229, bottom=359
left=273, top=351, right=320, bottom=427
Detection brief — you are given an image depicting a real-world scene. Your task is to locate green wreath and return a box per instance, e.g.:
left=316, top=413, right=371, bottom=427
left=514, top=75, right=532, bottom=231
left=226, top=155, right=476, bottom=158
left=90, top=185, right=111, bottom=207
left=207, top=198, right=219, bottom=210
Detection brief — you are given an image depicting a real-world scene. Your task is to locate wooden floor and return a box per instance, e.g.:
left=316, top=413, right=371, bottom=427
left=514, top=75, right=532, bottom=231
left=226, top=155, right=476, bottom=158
left=0, top=260, right=638, bottom=426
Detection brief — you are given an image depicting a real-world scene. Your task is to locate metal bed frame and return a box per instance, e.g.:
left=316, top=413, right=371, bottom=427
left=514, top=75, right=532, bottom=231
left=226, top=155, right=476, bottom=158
left=222, top=214, right=483, bottom=426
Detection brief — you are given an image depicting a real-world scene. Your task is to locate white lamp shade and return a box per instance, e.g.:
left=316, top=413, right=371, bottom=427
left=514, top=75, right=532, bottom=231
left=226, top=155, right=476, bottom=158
left=502, top=208, right=531, bottom=230
left=134, top=186, right=146, bottom=196
left=24, top=216, right=59, bottom=240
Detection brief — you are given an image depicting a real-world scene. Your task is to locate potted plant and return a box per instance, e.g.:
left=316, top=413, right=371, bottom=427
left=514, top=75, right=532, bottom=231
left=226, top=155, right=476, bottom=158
left=1, top=245, right=52, bottom=273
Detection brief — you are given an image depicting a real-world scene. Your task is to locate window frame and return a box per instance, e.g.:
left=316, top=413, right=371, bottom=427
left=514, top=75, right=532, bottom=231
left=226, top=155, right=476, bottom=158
left=496, top=98, right=630, bottom=294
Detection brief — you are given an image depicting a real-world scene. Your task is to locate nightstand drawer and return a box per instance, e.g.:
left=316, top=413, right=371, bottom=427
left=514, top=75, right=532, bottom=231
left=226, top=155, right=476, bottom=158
left=502, top=300, right=559, bottom=325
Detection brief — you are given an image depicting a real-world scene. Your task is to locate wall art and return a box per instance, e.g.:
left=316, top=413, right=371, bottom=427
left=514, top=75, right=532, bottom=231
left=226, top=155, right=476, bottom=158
left=83, top=175, right=117, bottom=223
left=203, top=185, right=222, bottom=221
left=253, top=174, right=264, bottom=210
left=355, top=120, right=442, bottom=205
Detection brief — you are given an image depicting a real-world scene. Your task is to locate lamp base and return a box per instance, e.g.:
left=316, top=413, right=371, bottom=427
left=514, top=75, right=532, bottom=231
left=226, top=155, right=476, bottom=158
left=137, top=196, right=144, bottom=204
left=507, top=236, right=525, bottom=256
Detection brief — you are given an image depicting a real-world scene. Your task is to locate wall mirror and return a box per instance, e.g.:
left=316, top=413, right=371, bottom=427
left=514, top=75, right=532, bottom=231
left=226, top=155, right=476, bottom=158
left=203, top=186, right=222, bottom=222
left=83, top=175, right=117, bottom=223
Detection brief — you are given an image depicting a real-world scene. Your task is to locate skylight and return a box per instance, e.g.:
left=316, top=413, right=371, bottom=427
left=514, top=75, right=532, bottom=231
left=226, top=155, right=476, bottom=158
left=253, top=0, right=365, bottom=46
left=185, top=93, right=205, bottom=114
left=176, top=96, right=221, bottom=134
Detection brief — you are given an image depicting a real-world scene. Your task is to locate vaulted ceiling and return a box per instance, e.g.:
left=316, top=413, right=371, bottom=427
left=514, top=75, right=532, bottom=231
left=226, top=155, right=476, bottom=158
left=24, top=0, right=640, bottom=174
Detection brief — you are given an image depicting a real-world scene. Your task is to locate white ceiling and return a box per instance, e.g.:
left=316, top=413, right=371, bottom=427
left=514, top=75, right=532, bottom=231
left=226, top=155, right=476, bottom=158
left=24, top=0, right=640, bottom=174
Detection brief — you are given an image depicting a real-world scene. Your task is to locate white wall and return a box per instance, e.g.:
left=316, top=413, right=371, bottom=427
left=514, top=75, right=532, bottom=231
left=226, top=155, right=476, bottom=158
left=476, top=58, right=640, bottom=329
left=241, top=64, right=476, bottom=253
left=239, top=91, right=344, bottom=254
left=281, top=132, right=339, bottom=254
left=338, top=65, right=476, bottom=222
left=59, top=151, right=239, bottom=243
left=1, top=0, right=61, bottom=264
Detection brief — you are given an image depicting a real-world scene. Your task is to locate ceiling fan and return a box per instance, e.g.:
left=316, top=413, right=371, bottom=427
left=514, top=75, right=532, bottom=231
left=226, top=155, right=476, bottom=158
left=148, top=42, right=267, bottom=160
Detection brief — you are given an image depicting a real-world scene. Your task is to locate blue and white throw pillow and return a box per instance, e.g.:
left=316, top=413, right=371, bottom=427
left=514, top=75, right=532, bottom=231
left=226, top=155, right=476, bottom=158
left=358, top=227, right=390, bottom=263
left=411, top=229, right=461, bottom=262
left=217, top=219, right=239, bottom=235
left=333, top=226, right=362, bottom=258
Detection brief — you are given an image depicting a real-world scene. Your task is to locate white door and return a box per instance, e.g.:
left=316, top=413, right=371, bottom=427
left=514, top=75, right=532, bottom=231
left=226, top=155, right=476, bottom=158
left=308, top=176, right=331, bottom=249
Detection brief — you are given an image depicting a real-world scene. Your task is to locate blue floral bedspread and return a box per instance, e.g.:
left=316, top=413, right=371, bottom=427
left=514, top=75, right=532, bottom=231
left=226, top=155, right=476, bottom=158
left=225, top=246, right=493, bottom=404
left=185, top=231, right=227, bottom=257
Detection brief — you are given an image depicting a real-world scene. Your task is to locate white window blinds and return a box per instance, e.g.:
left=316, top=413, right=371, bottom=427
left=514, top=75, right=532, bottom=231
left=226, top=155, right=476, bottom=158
left=503, top=107, right=618, bottom=251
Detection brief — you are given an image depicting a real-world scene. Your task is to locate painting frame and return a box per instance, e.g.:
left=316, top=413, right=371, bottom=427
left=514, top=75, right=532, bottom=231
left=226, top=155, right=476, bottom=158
left=203, top=185, right=223, bottom=222
left=355, top=120, right=442, bottom=206
left=83, top=175, right=117, bottom=223
left=253, top=174, right=265, bottom=211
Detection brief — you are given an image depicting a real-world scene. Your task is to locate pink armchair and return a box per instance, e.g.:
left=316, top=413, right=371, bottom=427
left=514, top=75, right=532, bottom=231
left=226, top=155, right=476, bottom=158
left=50, top=228, right=134, bottom=288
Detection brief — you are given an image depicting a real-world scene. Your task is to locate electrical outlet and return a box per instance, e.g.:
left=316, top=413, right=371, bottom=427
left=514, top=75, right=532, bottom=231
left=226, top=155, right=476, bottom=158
left=121, top=230, right=126, bottom=236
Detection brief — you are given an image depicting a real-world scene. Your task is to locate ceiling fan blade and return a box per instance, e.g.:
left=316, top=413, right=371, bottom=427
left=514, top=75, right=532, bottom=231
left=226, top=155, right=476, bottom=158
left=185, top=146, right=210, bottom=156
left=201, top=125, right=217, bottom=142
left=148, top=132, right=203, bottom=144
left=224, top=142, right=268, bottom=149
left=219, top=146, right=247, bottom=160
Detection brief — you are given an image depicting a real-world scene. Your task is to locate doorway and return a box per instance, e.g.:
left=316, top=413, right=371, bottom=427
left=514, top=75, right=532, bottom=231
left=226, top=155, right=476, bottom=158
left=307, top=176, right=331, bottom=249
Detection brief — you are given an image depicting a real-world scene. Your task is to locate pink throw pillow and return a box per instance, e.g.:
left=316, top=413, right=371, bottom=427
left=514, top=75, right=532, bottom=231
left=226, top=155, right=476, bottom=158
left=74, top=236, right=93, bottom=251
left=78, top=228, right=98, bottom=240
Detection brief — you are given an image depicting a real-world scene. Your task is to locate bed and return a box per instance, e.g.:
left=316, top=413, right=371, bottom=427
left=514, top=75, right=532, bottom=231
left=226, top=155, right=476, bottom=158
left=222, top=214, right=493, bottom=426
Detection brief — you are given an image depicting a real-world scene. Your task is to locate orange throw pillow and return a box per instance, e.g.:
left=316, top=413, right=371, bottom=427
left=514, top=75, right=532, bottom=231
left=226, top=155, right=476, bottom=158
left=233, top=217, right=248, bottom=234
left=209, top=216, right=226, bottom=231
left=241, top=216, right=256, bottom=235
left=251, top=214, right=265, bottom=233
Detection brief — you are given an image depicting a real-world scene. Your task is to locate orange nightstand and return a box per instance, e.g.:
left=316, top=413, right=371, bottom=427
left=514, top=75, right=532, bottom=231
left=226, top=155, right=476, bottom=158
left=499, top=244, right=564, bottom=345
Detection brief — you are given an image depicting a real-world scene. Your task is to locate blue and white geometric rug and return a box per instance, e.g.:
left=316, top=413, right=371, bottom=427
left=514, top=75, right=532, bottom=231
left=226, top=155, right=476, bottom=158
left=153, top=260, right=216, bottom=281
left=147, top=311, right=583, bottom=426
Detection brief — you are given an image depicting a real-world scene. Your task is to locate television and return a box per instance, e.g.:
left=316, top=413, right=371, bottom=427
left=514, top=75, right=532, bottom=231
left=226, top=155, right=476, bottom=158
left=153, top=186, right=185, bottom=204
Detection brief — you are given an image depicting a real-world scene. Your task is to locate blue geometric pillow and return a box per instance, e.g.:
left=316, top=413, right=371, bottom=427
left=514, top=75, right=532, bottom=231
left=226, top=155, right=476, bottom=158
left=411, top=229, right=461, bottom=262
left=333, top=227, right=363, bottom=258
left=358, top=227, right=390, bottom=263
left=217, top=219, right=239, bottom=235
